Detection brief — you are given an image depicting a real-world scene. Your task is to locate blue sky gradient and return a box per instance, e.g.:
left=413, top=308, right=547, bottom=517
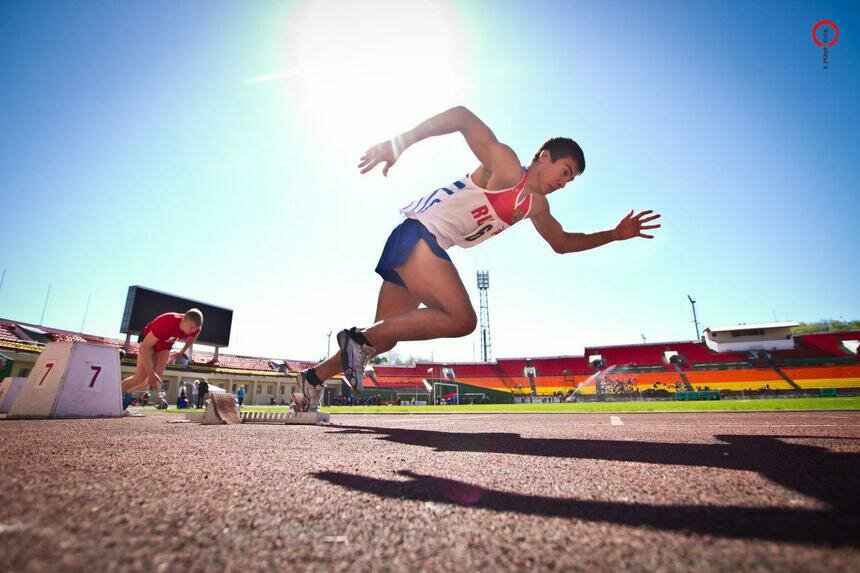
left=1, top=0, right=857, bottom=362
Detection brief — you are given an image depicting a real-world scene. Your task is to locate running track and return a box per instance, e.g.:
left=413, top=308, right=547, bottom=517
left=0, top=411, right=858, bottom=572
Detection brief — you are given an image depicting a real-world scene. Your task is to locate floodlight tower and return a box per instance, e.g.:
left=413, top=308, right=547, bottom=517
left=687, top=294, right=701, bottom=340
left=477, top=270, right=492, bottom=362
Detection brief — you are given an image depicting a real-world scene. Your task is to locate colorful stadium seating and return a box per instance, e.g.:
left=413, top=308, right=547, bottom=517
left=1, top=318, right=857, bottom=396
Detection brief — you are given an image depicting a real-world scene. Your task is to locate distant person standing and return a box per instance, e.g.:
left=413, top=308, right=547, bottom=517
left=121, top=309, right=203, bottom=409
left=236, top=385, right=246, bottom=407
left=196, top=379, right=209, bottom=408
left=177, top=385, right=189, bottom=409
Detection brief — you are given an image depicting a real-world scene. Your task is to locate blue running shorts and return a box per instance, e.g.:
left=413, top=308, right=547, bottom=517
left=375, top=218, right=451, bottom=287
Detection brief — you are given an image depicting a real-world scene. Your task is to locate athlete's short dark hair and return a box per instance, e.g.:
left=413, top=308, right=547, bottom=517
left=533, top=137, right=585, bottom=174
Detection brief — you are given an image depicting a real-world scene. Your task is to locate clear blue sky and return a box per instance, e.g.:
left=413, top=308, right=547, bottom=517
left=1, top=0, right=857, bottom=363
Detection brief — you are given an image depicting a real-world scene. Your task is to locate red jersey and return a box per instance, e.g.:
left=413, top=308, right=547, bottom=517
left=143, top=312, right=200, bottom=352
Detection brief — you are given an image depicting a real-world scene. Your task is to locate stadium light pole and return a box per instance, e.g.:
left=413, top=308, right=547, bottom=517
left=80, top=293, right=91, bottom=333
left=39, top=284, right=52, bottom=326
left=687, top=294, right=701, bottom=340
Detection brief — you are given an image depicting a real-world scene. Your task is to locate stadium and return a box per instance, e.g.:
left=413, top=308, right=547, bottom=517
left=1, top=1, right=858, bottom=571
left=1, top=304, right=858, bottom=571
left=1, top=316, right=858, bottom=407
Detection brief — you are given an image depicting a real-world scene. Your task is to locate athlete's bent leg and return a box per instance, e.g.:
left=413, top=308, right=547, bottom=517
left=313, top=280, right=420, bottom=380
left=361, top=239, right=477, bottom=348
left=333, top=239, right=475, bottom=389
left=121, top=347, right=158, bottom=393
left=144, top=350, right=171, bottom=403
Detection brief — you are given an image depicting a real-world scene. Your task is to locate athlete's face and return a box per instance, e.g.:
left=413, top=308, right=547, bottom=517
left=179, top=318, right=197, bottom=334
left=536, top=151, right=579, bottom=195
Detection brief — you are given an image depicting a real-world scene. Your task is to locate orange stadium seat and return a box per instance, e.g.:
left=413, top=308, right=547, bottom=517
left=1, top=318, right=857, bottom=393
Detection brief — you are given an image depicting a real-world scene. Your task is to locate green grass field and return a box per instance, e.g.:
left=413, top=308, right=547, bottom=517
left=149, top=397, right=860, bottom=415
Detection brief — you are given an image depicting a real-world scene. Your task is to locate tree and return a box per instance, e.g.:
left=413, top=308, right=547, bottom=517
left=372, top=350, right=432, bottom=365
left=791, top=320, right=860, bottom=334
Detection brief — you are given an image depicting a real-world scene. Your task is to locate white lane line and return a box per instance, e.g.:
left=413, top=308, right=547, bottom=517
left=625, top=423, right=860, bottom=428
left=610, top=416, right=624, bottom=426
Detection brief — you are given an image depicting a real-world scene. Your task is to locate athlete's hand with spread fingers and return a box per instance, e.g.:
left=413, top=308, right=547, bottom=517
left=358, top=138, right=402, bottom=176
left=612, top=209, right=662, bottom=240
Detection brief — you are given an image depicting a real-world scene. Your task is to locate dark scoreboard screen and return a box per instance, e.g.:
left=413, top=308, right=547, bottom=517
left=120, top=286, right=233, bottom=347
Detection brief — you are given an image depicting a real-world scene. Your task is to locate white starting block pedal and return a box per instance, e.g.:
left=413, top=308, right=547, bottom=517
left=200, top=393, right=242, bottom=425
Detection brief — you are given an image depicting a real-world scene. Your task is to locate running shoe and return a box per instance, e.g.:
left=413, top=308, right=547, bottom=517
left=294, top=370, right=322, bottom=412
left=337, top=327, right=376, bottom=393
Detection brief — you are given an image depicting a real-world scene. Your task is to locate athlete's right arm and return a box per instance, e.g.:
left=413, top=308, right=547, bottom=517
left=358, top=106, right=517, bottom=176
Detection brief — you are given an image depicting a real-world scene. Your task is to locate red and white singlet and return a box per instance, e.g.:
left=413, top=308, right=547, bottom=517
left=400, top=169, right=533, bottom=250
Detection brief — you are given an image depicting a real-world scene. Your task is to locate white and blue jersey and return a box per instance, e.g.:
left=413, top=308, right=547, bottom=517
left=400, top=169, right=534, bottom=250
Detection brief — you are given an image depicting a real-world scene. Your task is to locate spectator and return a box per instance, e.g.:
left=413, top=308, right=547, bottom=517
left=236, top=385, right=246, bottom=407
left=197, top=379, right=209, bottom=408
left=177, top=385, right=189, bottom=409
left=192, top=380, right=199, bottom=407
left=157, top=391, right=169, bottom=410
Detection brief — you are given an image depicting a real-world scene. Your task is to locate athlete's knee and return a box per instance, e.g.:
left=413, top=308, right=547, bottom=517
left=374, top=340, right=396, bottom=355
left=450, top=308, right=477, bottom=337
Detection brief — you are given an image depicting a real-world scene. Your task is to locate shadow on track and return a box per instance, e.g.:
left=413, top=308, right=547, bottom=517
left=313, top=426, right=860, bottom=546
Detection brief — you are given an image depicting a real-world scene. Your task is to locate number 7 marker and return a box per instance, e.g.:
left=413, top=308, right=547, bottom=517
left=89, top=366, right=102, bottom=388
left=39, top=362, right=55, bottom=385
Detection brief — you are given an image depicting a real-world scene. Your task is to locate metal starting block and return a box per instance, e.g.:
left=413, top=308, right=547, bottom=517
left=241, top=410, right=329, bottom=425
left=194, top=392, right=329, bottom=425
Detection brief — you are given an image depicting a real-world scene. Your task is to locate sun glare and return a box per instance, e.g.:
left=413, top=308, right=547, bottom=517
left=283, top=0, right=472, bottom=152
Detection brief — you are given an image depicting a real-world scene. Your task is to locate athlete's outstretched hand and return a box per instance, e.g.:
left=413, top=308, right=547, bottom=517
left=613, top=209, right=662, bottom=240
left=358, top=139, right=400, bottom=176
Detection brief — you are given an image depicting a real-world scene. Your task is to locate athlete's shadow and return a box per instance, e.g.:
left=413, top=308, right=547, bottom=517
left=314, top=426, right=860, bottom=546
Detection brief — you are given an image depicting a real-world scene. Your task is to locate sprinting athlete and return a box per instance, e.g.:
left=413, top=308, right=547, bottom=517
left=121, top=309, right=203, bottom=409
left=291, top=106, right=661, bottom=410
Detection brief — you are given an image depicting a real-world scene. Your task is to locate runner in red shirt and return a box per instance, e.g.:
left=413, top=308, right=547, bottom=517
left=121, top=309, right=203, bottom=408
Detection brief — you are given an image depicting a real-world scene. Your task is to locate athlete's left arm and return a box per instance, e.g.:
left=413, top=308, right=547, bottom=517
left=531, top=200, right=661, bottom=254
left=169, top=335, right=197, bottom=363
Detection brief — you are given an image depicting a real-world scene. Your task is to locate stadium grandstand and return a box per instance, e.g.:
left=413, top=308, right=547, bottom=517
left=1, top=318, right=857, bottom=406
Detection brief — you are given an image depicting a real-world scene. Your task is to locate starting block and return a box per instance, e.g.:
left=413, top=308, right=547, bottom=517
left=200, top=393, right=242, bottom=425
left=242, top=410, right=329, bottom=425
left=8, top=341, right=121, bottom=419
left=0, top=377, right=27, bottom=414
left=196, top=392, right=329, bottom=425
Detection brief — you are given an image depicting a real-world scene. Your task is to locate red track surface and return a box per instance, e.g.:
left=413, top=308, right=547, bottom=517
left=1, top=411, right=858, bottom=572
